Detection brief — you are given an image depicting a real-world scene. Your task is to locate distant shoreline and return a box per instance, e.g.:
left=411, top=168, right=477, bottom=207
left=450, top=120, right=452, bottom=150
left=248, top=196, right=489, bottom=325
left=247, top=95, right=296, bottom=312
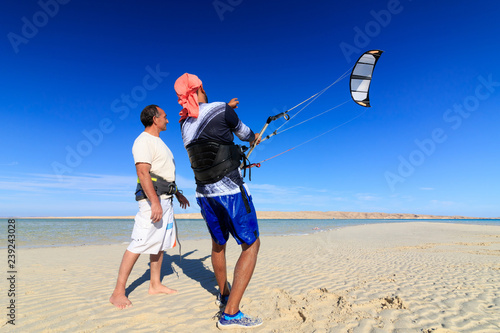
left=7, top=211, right=496, bottom=220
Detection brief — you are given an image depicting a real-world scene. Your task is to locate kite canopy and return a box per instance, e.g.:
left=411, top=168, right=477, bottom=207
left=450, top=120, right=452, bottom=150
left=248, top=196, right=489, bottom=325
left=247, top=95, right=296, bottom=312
left=350, top=50, right=383, bottom=107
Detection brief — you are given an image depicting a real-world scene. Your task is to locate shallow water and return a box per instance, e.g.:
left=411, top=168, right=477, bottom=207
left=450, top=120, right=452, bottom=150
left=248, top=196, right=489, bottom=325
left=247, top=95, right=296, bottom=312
left=1, top=218, right=499, bottom=248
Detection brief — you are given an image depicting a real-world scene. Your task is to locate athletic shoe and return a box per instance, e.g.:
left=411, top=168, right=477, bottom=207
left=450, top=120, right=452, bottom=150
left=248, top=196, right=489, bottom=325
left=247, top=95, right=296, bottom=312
left=217, top=311, right=263, bottom=329
left=215, top=283, right=231, bottom=307
left=215, top=293, right=230, bottom=307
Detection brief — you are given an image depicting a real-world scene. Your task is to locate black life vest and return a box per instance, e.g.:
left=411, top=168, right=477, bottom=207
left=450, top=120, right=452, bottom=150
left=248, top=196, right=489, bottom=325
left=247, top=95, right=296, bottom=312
left=186, top=141, right=244, bottom=185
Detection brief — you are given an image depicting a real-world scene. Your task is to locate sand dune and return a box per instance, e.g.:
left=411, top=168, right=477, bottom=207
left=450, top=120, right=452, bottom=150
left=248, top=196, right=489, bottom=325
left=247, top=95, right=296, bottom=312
left=174, top=211, right=488, bottom=220
left=15, top=210, right=491, bottom=220
left=7, top=222, right=500, bottom=332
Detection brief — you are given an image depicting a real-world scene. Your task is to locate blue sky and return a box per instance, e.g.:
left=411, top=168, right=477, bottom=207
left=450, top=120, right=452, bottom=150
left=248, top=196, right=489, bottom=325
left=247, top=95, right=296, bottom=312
left=1, top=0, right=500, bottom=217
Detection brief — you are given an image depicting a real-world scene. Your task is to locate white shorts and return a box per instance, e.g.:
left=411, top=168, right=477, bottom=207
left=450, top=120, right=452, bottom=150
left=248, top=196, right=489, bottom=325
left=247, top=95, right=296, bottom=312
left=127, top=195, right=177, bottom=254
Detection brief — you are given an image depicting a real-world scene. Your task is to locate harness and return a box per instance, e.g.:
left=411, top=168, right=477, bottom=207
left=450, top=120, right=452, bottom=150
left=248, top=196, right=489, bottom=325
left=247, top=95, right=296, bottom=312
left=135, top=173, right=178, bottom=201
left=186, top=141, right=246, bottom=185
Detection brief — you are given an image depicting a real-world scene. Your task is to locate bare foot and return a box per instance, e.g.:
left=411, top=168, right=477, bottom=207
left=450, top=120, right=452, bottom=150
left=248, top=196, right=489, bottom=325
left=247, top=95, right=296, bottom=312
left=109, top=292, right=132, bottom=309
left=149, top=284, right=178, bottom=295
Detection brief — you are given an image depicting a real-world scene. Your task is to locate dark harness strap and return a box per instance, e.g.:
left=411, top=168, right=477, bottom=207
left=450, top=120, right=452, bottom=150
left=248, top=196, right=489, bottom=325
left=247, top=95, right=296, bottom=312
left=135, top=173, right=177, bottom=201
left=239, top=185, right=252, bottom=214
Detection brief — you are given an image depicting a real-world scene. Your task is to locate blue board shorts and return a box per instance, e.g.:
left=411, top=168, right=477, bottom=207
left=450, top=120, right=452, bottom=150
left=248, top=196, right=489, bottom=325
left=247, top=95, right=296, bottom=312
left=196, top=186, right=259, bottom=245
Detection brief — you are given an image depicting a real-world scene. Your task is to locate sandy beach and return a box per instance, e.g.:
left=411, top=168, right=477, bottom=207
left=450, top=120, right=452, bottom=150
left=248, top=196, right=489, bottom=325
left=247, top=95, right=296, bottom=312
left=7, top=222, right=500, bottom=332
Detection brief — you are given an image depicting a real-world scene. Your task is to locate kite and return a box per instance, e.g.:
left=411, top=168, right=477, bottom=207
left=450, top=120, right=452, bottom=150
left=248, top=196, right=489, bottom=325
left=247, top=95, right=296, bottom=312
left=350, top=50, right=384, bottom=107
left=243, top=49, right=384, bottom=169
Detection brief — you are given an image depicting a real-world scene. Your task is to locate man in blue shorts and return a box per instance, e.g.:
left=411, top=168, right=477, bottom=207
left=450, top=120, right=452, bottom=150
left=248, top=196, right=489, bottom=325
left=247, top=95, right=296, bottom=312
left=174, top=73, right=262, bottom=329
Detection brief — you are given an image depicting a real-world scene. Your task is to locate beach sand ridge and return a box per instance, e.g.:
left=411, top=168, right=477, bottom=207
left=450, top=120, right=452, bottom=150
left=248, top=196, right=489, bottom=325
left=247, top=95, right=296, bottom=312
left=8, top=222, right=500, bottom=332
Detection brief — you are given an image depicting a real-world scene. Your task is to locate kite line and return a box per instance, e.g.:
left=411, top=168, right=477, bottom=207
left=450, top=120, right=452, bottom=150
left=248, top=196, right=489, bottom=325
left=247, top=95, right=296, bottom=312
left=243, top=49, right=383, bottom=169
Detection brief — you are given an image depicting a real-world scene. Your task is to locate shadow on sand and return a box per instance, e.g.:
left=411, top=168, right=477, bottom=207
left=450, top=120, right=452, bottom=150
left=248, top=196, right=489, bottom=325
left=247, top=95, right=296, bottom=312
left=125, top=250, right=218, bottom=297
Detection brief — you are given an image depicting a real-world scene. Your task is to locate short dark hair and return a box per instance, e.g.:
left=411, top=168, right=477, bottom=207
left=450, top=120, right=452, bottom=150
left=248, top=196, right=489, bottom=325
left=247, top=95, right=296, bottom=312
left=140, top=104, right=160, bottom=127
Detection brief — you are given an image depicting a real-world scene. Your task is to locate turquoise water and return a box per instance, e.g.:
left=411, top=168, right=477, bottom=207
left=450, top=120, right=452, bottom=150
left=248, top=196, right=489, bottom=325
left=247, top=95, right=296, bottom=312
left=1, top=218, right=499, bottom=248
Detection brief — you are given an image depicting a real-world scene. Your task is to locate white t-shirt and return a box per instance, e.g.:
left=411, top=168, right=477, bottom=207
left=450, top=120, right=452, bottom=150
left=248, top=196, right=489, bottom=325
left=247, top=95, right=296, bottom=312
left=132, top=132, right=175, bottom=182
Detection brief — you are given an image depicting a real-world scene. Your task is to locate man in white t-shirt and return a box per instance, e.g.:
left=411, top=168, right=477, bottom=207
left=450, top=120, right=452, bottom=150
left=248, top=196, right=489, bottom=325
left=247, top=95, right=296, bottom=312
left=110, top=104, right=189, bottom=309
